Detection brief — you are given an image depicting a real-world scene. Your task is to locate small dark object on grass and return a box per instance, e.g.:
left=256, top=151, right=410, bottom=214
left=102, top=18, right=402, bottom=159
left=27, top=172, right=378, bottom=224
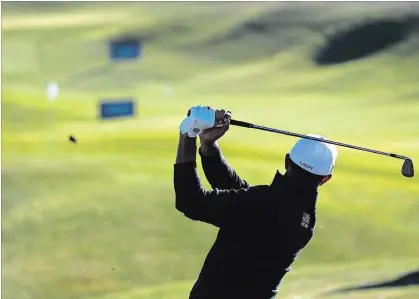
left=69, top=135, right=77, bottom=144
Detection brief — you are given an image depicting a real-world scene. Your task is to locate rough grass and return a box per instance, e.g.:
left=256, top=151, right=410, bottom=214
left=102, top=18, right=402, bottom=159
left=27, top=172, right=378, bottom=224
left=1, top=2, right=419, bottom=299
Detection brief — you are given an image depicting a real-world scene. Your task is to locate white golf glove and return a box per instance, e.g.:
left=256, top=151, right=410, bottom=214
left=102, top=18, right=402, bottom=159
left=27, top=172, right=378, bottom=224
left=179, top=106, right=215, bottom=137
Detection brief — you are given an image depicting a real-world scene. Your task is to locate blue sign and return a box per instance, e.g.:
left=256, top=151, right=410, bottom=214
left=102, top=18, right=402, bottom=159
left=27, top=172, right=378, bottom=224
left=109, top=39, right=142, bottom=61
left=99, top=99, right=136, bottom=119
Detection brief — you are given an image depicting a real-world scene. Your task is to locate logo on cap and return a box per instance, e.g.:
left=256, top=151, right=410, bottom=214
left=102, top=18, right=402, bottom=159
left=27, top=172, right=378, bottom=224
left=300, top=161, right=313, bottom=171
left=193, top=128, right=200, bottom=133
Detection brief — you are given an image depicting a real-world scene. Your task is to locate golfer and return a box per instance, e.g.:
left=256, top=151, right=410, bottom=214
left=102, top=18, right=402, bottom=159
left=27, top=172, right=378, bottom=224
left=174, top=106, right=338, bottom=299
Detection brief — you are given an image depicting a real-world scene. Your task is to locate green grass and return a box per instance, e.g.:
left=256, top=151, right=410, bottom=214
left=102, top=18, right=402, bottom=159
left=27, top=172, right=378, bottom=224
left=2, top=2, right=419, bottom=299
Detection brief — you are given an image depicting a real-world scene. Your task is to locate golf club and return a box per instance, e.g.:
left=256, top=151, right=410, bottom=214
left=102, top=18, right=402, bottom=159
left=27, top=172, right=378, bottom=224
left=230, top=119, right=414, bottom=178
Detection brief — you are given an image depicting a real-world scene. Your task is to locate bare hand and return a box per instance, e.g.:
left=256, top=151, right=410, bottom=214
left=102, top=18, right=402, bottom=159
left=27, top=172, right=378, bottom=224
left=199, top=109, right=232, bottom=144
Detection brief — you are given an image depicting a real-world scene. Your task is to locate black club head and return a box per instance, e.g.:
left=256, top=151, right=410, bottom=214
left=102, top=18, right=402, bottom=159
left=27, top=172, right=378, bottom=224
left=402, top=159, right=414, bottom=178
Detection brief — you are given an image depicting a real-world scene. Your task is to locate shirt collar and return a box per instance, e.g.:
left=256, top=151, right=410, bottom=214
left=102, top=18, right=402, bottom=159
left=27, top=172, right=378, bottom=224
left=271, top=170, right=319, bottom=197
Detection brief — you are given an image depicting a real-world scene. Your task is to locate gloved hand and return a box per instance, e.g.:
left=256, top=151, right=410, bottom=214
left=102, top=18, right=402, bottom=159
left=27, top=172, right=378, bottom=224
left=179, top=106, right=215, bottom=138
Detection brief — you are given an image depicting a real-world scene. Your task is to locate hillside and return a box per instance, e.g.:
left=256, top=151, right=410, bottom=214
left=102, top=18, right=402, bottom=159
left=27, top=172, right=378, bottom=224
left=2, top=2, right=419, bottom=299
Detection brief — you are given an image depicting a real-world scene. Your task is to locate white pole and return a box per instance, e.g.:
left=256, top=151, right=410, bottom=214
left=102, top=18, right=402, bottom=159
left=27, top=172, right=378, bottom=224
left=46, top=82, right=59, bottom=153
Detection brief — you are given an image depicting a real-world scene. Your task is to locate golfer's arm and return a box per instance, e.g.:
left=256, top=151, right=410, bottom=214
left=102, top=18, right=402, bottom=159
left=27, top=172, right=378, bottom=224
left=174, top=134, right=224, bottom=226
left=199, top=141, right=250, bottom=190
left=174, top=158, right=264, bottom=227
left=174, top=133, right=212, bottom=222
left=176, top=133, right=197, bottom=164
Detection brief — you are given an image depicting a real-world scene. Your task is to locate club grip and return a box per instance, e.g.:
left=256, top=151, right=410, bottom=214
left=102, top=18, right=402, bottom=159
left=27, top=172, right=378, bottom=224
left=230, top=119, right=253, bottom=128
left=187, top=110, right=252, bottom=128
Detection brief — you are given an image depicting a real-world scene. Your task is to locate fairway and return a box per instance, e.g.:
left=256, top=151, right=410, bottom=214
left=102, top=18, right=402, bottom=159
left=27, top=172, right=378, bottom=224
left=2, top=2, right=419, bottom=299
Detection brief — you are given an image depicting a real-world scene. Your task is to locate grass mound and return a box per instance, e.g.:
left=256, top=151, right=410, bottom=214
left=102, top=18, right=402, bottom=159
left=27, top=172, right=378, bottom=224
left=315, top=17, right=419, bottom=65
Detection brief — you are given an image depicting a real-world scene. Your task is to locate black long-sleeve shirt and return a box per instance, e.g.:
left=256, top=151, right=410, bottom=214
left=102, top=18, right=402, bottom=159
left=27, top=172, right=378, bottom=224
left=174, top=148, right=318, bottom=299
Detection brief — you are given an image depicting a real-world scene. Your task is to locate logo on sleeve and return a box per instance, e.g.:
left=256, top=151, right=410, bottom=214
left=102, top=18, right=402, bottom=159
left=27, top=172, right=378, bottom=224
left=301, top=212, right=310, bottom=228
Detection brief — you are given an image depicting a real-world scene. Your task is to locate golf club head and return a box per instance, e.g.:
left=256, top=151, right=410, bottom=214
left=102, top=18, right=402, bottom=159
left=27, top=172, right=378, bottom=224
left=402, top=159, right=414, bottom=178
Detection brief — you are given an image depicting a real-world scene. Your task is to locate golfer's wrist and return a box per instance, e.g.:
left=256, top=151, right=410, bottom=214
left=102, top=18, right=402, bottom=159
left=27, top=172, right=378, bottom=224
left=179, top=132, right=197, bottom=140
left=176, top=133, right=197, bottom=164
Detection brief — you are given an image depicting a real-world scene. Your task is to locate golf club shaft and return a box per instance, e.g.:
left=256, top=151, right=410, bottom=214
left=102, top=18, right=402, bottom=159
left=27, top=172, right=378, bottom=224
left=230, top=119, right=409, bottom=161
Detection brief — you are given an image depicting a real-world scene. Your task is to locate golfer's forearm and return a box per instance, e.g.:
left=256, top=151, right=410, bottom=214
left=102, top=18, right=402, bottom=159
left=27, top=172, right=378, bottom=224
left=174, top=162, right=204, bottom=211
left=174, top=134, right=205, bottom=216
left=176, top=133, right=197, bottom=164
left=200, top=141, right=221, bottom=157
left=200, top=141, right=249, bottom=190
left=173, top=161, right=215, bottom=223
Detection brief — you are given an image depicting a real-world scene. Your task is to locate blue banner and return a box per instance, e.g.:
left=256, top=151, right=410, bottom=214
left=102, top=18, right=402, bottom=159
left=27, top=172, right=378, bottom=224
left=99, top=99, right=136, bottom=119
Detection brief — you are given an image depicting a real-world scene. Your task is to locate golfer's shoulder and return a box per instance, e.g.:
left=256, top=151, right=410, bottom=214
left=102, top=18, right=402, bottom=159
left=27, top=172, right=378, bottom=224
left=248, top=184, right=271, bottom=191
left=236, top=184, right=273, bottom=197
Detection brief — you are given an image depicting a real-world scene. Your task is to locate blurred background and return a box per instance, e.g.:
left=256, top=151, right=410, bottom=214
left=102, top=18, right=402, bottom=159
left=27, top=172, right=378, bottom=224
left=2, top=1, right=419, bottom=299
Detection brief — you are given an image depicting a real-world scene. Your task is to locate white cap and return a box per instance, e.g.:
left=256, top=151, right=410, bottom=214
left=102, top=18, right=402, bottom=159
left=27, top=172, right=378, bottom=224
left=289, top=134, right=338, bottom=176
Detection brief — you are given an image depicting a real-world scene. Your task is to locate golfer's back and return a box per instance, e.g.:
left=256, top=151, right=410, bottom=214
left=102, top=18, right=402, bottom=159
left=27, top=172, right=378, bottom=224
left=189, top=173, right=318, bottom=299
